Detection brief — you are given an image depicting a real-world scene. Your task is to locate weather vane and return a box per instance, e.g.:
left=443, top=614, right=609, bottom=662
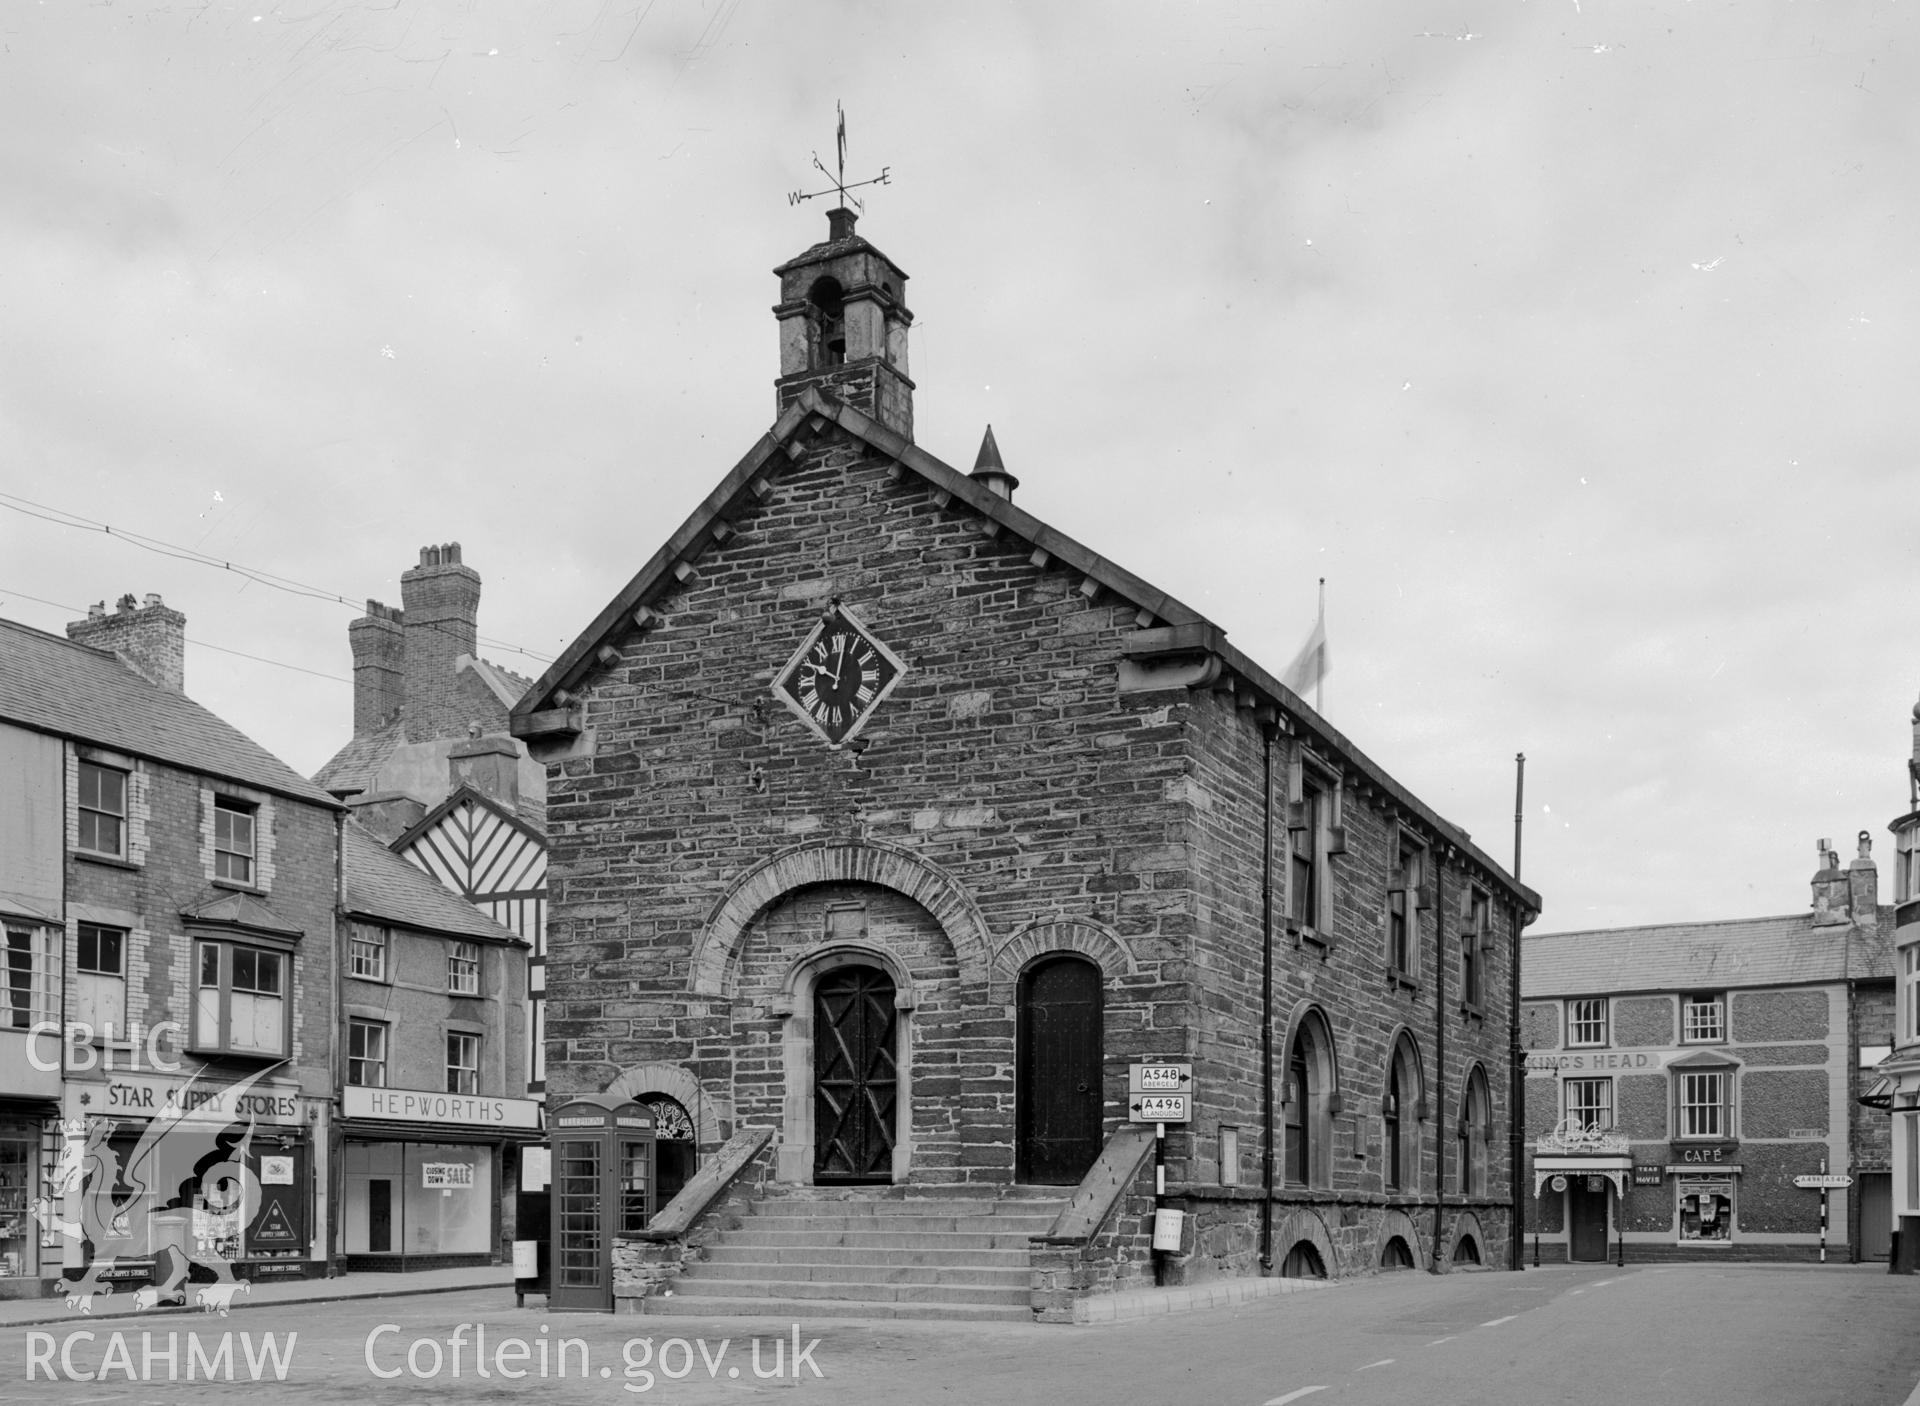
left=788, top=101, right=892, bottom=213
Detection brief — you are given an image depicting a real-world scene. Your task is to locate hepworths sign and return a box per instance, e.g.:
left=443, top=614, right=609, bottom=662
left=344, top=1086, right=540, bottom=1129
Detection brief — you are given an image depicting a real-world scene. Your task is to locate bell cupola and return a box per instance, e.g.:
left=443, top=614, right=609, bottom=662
left=773, top=207, right=915, bottom=439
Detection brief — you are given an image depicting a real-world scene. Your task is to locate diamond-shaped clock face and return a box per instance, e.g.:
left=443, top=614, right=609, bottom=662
left=773, top=605, right=906, bottom=747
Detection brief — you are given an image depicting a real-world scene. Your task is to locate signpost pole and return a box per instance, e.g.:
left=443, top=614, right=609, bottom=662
left=1153, top=1121, right=1167, bottom=1287
left=1820, top=1158, right=1828, bottom=1265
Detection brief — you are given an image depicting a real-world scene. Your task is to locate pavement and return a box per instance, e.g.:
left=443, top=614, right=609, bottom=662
left=0, top=1263, right=517, bottom=1329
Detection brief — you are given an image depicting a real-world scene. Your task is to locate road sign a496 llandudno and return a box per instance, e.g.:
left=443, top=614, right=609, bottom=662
left=1793, top=1174, right=1853, bottom=1189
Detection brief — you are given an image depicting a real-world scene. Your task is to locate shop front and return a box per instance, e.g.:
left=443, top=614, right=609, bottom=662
left=59, top=1070, right=326, bottom=1286
left=340, top=1085, right=542, bottom=1271
left=1664, top=1141, right=1740, bottom=1247
left=1533, top=1119, right=1632, bottom=1263
left=0, top=1105, right=59, bottom=1298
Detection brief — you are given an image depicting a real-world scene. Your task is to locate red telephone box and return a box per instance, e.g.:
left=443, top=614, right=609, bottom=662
left=548, top=1096, right=655, bottom=1312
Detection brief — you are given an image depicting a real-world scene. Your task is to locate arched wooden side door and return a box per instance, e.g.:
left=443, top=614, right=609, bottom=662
left=1017, top=956, right=1104, bottom=1184
left=813, top=965, right=898, bottom=1183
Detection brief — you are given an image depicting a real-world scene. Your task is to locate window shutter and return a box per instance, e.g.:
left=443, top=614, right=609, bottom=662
left=1723, top=1074, right=1735, bottom=1141
left=1286, top=755, right=1305, bottom=806
left=1415, top=876, right=1435, bottom=911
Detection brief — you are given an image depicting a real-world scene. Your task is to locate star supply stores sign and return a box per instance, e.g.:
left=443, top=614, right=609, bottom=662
left=343, top=1086, right=541, bottom=1128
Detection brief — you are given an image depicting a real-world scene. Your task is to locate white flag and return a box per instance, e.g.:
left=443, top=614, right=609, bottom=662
left=1278, top=611, right=1329, bottom=699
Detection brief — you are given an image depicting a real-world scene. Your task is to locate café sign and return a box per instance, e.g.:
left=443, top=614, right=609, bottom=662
left=1534, top=1117, right=1630, bottom=1157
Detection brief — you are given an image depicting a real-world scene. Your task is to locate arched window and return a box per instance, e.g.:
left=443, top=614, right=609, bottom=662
left=1458, top=1066, right=1492, bottom=1197
left=1283, top=1010, right=1338, bottom=1188
left=1280, top=1240, right=1326, bottom=1279
left=808, top=278, right=846, bottom=368
left=1384, top=1035, right=1424, bottom=1194
left=641, top=1094, right=698, bottom=1207
left=1380, top=1235, right=1415, bottom=1270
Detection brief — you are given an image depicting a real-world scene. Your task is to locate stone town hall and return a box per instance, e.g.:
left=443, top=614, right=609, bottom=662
left=512, top=206, right=1540, bottom=1320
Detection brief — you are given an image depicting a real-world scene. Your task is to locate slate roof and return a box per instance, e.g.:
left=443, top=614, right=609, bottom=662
left=509, top=388, right=1539, bottom=911
left=313, top=719, right=403, bottom=796
left=1522, top=913, right=1850, bottom=998
left=0, top=616, right=340, bottom=808
left=342, top=821, right=526, bottom=944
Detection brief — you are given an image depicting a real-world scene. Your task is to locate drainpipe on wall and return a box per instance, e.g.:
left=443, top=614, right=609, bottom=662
left=1509, top=752, right=1527, bottom=1273
left=331, top=808, right=347, bottom=1277
left=1432, top=851, right=1448, bottom=1271
left=1260, top=728, right=1276, bottom=1274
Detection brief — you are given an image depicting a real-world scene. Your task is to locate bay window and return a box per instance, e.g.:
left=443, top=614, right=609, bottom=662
left=194, top=940, right=288, bottom=1056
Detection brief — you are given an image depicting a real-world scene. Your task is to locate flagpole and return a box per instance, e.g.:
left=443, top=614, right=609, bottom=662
left=1315, top=578, right=1325, bottom=713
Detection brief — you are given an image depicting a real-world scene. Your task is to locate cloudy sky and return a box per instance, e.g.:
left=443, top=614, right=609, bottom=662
left=2, top=1, right=1915, bottom=934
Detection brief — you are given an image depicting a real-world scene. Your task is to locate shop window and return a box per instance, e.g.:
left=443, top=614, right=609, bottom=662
left=2, top=923, right=58, bottom=1030
left=1678, top=1178, right=1734, bottom=1243
left=77, top=761, right=127, bottom=857
left=213, top=796, right=256, bottom=885
left=348, top=1019, right=388, bottom=1088
left=1387, top=833, right=1425, bottom=981
left=1565, top=1077, right=1613, bottom=1133
left=75, top=923, right=127, bottom=1035
left=0, top=1125, right=39, bottom=1280
left=193, top=940, right=287, bottom=1057
left=1682, top=994, right=1724, bottom=1044
left=1568, top=998, right=1609, bottom=1049
left=447, top=941, right=481, bottom=996
left=1677, top=1070, right=1731, bottom=1139
left=446, top=1031, right=480, bottom=1095
left=350, top=923, right=389, bottom=982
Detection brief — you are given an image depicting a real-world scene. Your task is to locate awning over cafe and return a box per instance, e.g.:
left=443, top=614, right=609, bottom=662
left=1533, top=1154, right=1632, bottom=1198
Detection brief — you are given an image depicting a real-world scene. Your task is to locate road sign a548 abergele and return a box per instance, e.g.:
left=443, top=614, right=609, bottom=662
left=1128, top=1062, right=1193, bottom=1124
left=1793, top=1174, right=1853, bottom=1190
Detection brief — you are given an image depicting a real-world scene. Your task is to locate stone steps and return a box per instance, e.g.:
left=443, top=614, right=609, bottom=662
left=653, top=1186, right=1066, bottom=1322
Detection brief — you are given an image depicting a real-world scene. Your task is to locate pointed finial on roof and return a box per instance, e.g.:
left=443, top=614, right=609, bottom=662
left=969, top=424, right=1019, bottom=501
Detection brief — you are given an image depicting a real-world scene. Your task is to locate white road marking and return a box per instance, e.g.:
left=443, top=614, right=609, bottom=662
left=1357, top=1359, right=1395, bottom=1371
left=1264, top=1389, right=1331, bottom=1406
left=1481, top=1315, right=1517, bottom=1326
left=1592, top=1278, right=1614, bottom=1287
left=1427, top=1336, right=1456, bottom=1346
left=1569, top=1288, right=1585, bottom=1295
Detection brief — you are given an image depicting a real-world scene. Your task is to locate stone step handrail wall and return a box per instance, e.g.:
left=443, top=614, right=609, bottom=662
left=613, top=1126, right=775, bottom=1310
left=1030, top=1126, right=1159, bottom=1323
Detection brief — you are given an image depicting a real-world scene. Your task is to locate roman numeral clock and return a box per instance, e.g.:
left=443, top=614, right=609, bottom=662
left=773, top=604, right=908, bottom=747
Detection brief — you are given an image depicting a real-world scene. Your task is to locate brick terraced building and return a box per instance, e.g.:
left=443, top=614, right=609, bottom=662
left=513, top=209, right=1540, bottom=1319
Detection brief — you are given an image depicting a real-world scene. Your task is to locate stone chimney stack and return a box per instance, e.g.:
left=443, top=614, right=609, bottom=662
left=1811, top=837, right=1851, bottom=926
left=347, top=599, right=406, bottom=737
left=449, top=734, right=522, bottom=811
left=399, top=543, right=481, bottom=744
left=1849, top=829, right=1879, bottom=922
left=66, top=593, right=187, bottom=692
